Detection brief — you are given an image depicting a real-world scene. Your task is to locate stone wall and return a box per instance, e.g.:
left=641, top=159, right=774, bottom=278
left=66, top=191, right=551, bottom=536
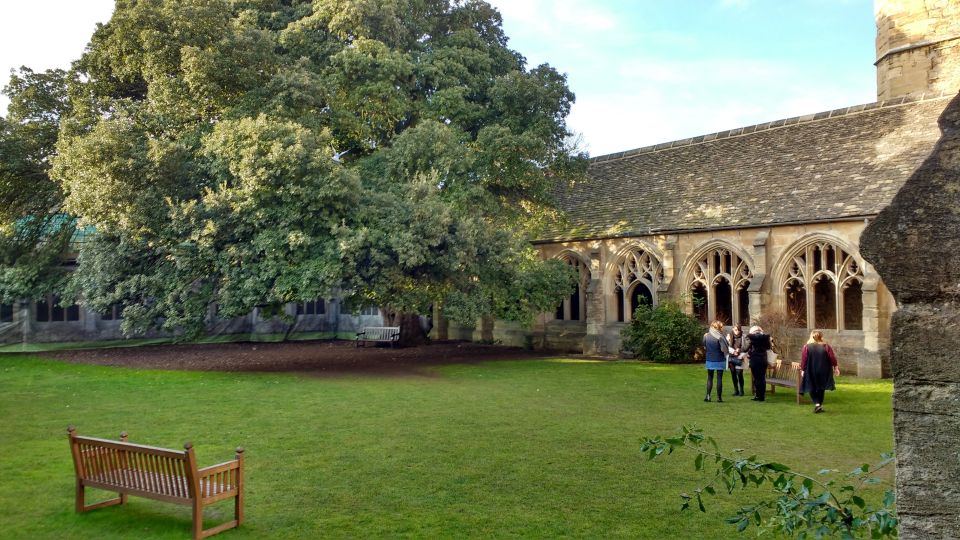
left=0, top=298, right=384, bottom=345
left=876, top=0, right=960, bottom=100
left=447, top=220, right=893, bottom=377
left=861, top=93, right=960, bottom=538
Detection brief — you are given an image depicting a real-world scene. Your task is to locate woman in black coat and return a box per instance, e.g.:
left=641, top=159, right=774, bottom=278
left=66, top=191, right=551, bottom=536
left=800, top=330, right=840, bottom=413
left=744, top=325, right=772, bottom=401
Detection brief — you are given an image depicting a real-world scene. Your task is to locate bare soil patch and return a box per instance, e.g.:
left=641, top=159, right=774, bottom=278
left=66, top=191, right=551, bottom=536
left=43, top=340, right=553, bottom=376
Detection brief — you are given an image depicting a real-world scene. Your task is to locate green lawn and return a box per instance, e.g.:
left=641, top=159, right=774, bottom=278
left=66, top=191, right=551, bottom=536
left=0, top=354, right=893, bottom=539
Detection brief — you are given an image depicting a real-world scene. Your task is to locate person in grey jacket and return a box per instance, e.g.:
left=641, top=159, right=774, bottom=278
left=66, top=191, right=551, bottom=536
left=702, top=320, right=729, bottom=402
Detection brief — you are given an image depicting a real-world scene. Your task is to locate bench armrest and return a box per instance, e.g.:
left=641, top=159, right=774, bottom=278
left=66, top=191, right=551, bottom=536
left=356, top=331, right=366, bottom=338
left=198, top=459, right=240, bottom=478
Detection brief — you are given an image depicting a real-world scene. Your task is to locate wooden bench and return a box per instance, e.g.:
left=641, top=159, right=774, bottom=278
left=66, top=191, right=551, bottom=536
left=355, top=326, right=400, bottom=347
left=765, top=359, right=803, bottom=404
left=68, top=426, right=244, bottom=539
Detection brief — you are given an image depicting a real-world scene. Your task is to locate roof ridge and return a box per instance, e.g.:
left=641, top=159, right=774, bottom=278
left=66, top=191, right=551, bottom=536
left=589, top=90, right=957, bottom=164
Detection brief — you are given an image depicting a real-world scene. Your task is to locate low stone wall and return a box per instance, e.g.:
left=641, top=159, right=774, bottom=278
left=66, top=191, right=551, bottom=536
left=0, top=300, right=384, bottom=345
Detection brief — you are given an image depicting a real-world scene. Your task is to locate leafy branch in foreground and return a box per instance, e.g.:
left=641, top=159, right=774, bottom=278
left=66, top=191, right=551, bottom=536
left=641, top=425, right=897, bottom=539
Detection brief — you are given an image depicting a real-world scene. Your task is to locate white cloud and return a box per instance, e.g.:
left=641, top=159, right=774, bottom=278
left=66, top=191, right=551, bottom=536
left=720, top=0, right=752, bottom=9
left=488, top=0, right=619, bottom=39
left=617, top=57, right=792, bottom=85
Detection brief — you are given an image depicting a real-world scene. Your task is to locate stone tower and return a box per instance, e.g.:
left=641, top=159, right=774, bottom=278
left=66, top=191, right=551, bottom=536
left=875, top=0, right=960, bottom=100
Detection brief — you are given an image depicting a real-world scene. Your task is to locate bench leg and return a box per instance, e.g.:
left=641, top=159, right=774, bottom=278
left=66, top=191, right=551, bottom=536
left=192, top=496, right=241, bottom=539
left=235, top=491, right=243, bottom=526
left=193, top=500, right=203, bottom=540
left=75, top=481, right=85, bottom=513
left=76, top=481, right=125, bottom=513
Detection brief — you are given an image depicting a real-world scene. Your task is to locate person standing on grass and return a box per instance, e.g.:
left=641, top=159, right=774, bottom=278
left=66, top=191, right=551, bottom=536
left=702, top=320, right=729, bottom=402
left=800, top=330, right=840, bottom=413
left=744, top=325, right=772, bottom=401
left=727, top=324, right=746, bottom=396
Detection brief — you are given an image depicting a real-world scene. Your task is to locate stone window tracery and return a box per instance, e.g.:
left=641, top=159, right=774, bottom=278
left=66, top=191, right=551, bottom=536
left=555, top=255, right=589, bottom=321
left=781, top=241, right=864, bottom=330
left=689, top=247, right=753, bottom=325
left=614, top=247, right=663, bottom=322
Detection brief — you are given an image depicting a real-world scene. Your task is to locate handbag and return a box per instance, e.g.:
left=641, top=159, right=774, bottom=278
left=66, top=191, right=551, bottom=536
left=766, top=349, right=778, bottom=367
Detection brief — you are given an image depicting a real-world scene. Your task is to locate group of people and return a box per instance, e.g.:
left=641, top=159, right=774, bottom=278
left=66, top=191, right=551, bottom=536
left=702, top=321, right=840, bottom=413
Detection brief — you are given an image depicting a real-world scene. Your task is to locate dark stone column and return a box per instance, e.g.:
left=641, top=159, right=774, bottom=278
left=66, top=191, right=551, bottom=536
left=861, top=94, right=960, bottom=539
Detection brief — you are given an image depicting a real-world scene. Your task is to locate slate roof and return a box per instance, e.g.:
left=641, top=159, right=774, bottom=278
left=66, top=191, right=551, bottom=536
left=538, top=92, right=955, bottom=243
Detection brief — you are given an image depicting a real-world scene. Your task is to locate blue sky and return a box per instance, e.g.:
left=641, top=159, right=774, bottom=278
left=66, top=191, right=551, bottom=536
left=1, top=0, right=878, bottom=156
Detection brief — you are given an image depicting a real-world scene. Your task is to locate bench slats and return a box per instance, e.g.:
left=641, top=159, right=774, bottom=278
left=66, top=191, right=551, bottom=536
left=356, top=326, right=401, bottom=347
left=764, top=360, right=803, bottom=404
left=68, top=427, right=244, bottom=539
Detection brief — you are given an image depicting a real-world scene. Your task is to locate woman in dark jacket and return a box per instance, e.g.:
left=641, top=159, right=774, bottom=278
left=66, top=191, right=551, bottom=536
left=744, top=325, right=772, bottom=401
left=702, top=320, right=729, bottom=402
left=800, top=330, right=840, bottom=413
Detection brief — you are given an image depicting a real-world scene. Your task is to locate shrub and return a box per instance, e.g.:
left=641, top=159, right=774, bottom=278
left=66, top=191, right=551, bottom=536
left=753, top=311, right=806, bottom=361
left=621, top=300, right=704, bottom=363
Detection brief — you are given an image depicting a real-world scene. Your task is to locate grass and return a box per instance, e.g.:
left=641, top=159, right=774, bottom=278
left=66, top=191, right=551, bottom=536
left=0, top=354, right=893, bottom=539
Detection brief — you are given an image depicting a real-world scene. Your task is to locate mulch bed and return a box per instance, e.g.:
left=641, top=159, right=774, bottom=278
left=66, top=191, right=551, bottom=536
left=42, top=340, right=555, bottom=376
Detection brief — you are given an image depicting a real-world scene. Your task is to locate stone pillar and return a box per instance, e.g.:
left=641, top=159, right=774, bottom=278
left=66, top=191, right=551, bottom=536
left=658, top=236, right=677, bottom=299
left=474, top=315, right=494, bottom=343
left=19, top=301, right=32, bottom=344
left=859, top=272, right=882, bottom=378
left=583, top=249, right=605, bottom=354
left=748, top=230, right=770, bottom=323
left=431, top=304, right=448, bottom=341
left=860, top=94, right=960, bottom=539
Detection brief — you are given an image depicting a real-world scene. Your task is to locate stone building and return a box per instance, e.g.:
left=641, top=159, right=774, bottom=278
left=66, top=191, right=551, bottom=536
left=445, top=0, right=960, bottom=378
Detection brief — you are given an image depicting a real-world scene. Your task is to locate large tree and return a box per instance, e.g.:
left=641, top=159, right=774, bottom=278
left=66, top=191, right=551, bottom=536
left=0, top=67, right=74, bottom=304
left=51, top=0, right=584, bottom=342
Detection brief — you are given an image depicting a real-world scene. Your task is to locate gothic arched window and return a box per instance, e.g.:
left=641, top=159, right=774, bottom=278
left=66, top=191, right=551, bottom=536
left=689, top=247, right=753, bottom=325
left=614, top=247, right=663, bottom=322
left=781, top=241, right=864, bottom=330
left=555, top=255, right=590, bottom=321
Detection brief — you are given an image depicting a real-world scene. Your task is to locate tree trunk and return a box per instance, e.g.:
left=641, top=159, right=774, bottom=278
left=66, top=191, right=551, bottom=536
left=386, top=311, right=429, bottom=347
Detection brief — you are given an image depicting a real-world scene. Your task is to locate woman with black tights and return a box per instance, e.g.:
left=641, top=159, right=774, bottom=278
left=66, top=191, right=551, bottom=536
left=702, top=320, right=729, bottom=402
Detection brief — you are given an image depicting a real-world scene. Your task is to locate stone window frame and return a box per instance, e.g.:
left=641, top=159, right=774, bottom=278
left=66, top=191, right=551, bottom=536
left=296, top=298, right=326, bottom=316
left=35, top=294, right=82, bottom=323
left=553, top=251, right=591, bottom=322
left=684, top=242, right=754, bottom=326
left=611, top=243, right=664, bottom=323
left=0, top=302, right=14, bottom=324
left=776, top=235, right=866, bottom=331
left=100, top=303, right=125, bottom=321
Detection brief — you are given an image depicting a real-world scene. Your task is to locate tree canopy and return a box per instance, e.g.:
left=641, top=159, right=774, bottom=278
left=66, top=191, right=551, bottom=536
left=0, top=67, right=74, bottom=303
left=41, top=0, right=585, bottom=340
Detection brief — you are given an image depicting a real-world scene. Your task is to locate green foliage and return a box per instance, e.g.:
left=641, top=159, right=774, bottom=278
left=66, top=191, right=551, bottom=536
left=42, top=0, right=587, bottom=339
left=641, top=425, right=898, bottom=539
left=621, top=300, right=704, bottom=363
left=0, top=68, right=74, bottom=302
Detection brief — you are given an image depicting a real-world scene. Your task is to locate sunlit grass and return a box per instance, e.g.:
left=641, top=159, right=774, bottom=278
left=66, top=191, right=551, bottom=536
left=0, top=355, right=893, bottom=539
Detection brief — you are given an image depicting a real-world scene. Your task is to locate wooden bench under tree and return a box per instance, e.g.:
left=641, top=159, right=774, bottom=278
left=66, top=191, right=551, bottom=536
left=67, top=426, right=244, bottom=539
left=355, top=326, right=400, bottom=347
left=765, top=359, right=804, bottom=404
